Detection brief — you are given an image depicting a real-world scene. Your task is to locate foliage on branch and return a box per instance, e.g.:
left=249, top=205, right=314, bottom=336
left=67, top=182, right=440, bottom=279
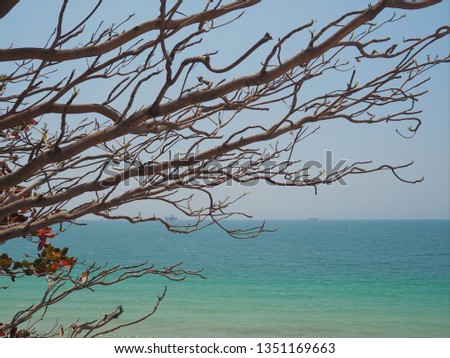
left=0, top=244, right=76, bottom=280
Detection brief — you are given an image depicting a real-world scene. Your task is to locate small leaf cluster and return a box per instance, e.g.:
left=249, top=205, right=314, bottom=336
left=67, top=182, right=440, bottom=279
left=0, top=230, right=77, bottom=281
left=1, top=120, right=77, bottom=282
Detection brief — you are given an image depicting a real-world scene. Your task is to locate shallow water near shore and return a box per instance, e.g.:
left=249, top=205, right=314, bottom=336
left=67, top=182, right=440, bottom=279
left=1, top=220, right=449, bottom=337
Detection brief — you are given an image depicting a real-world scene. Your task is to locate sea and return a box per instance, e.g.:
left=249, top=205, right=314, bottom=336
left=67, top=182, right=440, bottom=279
left=1, top=220, right=449, bottom=338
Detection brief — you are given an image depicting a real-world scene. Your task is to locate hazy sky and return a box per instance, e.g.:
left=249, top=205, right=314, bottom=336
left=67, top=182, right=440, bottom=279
left=1, top=1, right=449, bottom=220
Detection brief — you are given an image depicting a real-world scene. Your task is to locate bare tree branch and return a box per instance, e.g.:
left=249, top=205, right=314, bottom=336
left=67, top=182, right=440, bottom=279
left=0, top=0, right=19, bottom=19
left=0, top=0, right=260, bottom=62
left=385, top=0, right=442, bottom=10
left=0, top=0, right=447, bottom=337
left=0, top=261, right=205, bottom=337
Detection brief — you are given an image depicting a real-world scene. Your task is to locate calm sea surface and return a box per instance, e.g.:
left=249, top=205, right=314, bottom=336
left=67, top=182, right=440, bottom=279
left=1, top=220, right=449, bottom=337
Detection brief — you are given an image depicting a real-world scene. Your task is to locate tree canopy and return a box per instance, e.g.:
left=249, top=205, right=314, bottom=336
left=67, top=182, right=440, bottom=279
left=0, top=0, right=448, bottom=337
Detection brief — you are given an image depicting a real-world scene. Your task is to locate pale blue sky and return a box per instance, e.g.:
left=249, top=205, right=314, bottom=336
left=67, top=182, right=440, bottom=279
left=1, top=1, right=449, bottom=220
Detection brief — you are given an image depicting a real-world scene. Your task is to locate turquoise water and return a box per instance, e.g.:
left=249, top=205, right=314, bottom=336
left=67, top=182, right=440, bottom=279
left=1, top=220, right=449, bottom=337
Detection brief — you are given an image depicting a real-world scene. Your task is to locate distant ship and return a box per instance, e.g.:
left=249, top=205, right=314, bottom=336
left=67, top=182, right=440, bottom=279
left=308, top=217, right=319, bottom=221
left=164, top=214, right=178, bottom=224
